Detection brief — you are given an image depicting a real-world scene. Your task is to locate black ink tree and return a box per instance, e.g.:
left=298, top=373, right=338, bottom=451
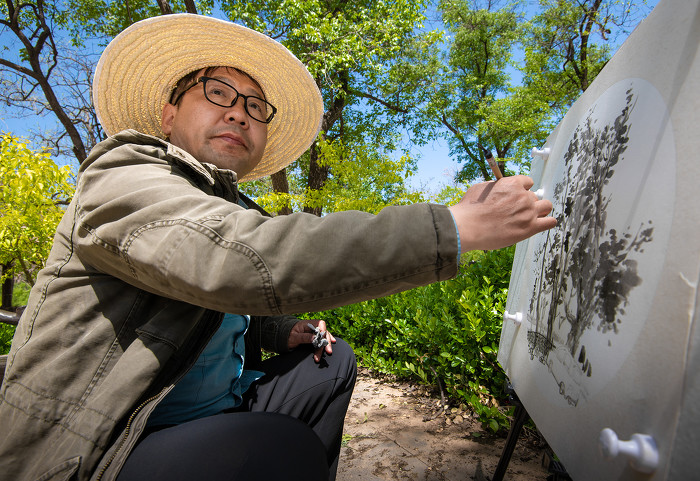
left=527, top=88, right=653, bottom=383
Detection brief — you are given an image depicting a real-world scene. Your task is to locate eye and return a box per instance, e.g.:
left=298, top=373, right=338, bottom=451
left=205, top=80, right=235, bottom=101
left=247, top=98, right=265, bottom=112
left=208, top=86, right=227, bottom=98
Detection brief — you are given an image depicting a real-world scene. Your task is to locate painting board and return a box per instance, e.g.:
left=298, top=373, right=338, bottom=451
left=498, top=1, right=700, bottom=479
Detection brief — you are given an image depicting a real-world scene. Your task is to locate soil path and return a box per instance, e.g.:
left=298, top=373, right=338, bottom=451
left=337, top=368, right=549, bottom=481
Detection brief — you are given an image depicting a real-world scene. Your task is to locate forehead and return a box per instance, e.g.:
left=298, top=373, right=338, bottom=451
left=202, top=66, right=265, bottom=97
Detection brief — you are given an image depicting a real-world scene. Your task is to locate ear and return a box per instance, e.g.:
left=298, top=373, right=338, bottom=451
left=161, top=102, right=177, bottom=137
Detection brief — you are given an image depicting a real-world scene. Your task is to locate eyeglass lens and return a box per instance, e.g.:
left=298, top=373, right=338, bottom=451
left=202, top=78, right=274, bottom=123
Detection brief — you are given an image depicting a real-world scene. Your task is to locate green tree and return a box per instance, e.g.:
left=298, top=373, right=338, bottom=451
left=394, top=0, right=550, bottom=183
left=3, top=0, right=437, bottom=216
left=397, top=0, right=653, bottom=184
left=221, top=0, right=439, bottom=215
left=521, top=0, right=652, bottom=120
left=438, top=0, right=539, bottom=181
left=0, top=134, right=74, bottom=308
left=249, top=136, right=424, bottom=215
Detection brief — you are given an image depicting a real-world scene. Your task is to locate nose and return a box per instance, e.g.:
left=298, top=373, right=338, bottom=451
left=224, top=96, right=248, bottom=127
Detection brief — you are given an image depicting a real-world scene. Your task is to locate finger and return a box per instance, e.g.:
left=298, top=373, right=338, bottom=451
left=313, top=347, right=323, bottom=363
left=514, top=175, right=534, bottom=190
left=535, top=199, right=554, bottom=216
left=535, top=216, right=558, bottom=232
left=325, top=331, right=334, bottom=355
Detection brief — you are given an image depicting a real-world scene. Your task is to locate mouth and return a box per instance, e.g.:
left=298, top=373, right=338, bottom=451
left=214, top=132, right=247, bottom=148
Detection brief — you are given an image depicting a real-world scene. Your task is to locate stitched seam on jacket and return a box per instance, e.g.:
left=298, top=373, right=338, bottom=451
left=279, top=263, right=445, bottom=307
left=66, top=291, right=147, bottom=427
left=75, top=197, right=121, bottom=256
left=36, top=456, right=81, bottom=481
left=429, top=204, right=446, bottom=273
left=122, top=219, right=279, bottom=313
left=9, top=201, right=79, bottom=369
left=77, top=221, right=121, bottom=254
left=134, top=329, right=180, bottom=351
left=3, top=380, right=120, bottom=422
left=0, top=393, right=107, bottom=448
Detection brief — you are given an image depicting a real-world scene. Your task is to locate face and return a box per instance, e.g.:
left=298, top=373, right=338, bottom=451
left=161, top=67, right=268, bottom=178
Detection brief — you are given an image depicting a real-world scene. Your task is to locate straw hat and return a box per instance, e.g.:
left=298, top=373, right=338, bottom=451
left=93, top=14, right=323, bottom=181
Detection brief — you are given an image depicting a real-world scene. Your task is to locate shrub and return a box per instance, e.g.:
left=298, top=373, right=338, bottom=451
left=304, top=246, right=515, bottom=432
left=0, top=282, right=29, bottom=355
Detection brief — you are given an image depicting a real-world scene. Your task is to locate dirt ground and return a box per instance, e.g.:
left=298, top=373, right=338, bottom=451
left=337, top=367, right=551, bottom=481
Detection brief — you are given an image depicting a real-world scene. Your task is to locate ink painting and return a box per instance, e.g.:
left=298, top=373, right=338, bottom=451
left=497, top=1, right=700, bottom=478
left=521, top=78, right=674, bottom=407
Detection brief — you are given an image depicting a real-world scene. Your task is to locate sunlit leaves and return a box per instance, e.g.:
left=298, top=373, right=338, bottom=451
left=221, top=0, right=427, bottom=90
left=254, top=135, right=423, bottom=214
left=0, top=134, right=74, bottom=284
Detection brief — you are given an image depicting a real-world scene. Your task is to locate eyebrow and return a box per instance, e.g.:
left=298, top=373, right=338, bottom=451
left=210, top=75, right=265, bottom=99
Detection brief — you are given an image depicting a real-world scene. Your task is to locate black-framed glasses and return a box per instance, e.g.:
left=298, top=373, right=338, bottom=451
left=171, top=76, right=277, bottom=124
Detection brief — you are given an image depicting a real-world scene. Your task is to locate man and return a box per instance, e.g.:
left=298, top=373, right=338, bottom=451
left=0, top=14, right=556, bottom=481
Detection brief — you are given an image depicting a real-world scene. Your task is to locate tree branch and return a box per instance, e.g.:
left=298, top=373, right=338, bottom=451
left=156, top=0, right=172, bottom=15
left=184, top=0, right=198, bottom=14
left=350, top=88, right=409, bottom=114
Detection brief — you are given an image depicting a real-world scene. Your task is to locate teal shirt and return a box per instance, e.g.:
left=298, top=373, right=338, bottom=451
left=147, top=313, right=264, bottom=427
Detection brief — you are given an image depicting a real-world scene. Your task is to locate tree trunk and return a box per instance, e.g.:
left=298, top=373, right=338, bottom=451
left=184, top=0, right=198, bottom=14
left=3, top=0, right=89, bottom=163
left=156, top=0, right=173, bottom=14
left=304, top=143, right=328, bottom=217
left=270, top=169, right=292, bottom=216
left=1, top=263, right=15, bottom=310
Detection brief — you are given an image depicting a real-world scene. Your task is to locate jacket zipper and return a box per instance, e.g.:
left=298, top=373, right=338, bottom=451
left=94, top=388, right=167, bottom=481
left=95, top=311, right=223, bottom=480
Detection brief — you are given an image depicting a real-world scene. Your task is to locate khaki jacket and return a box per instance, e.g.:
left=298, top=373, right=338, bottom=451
left=0, top=130, right=458, bottom=480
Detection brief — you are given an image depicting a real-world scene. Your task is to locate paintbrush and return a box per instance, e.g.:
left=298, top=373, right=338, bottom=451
left=485, top=151, right=503, bottom=180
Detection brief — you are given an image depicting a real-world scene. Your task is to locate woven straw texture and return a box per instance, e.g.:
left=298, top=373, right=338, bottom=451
left=93, top=14, right=323, bottom=181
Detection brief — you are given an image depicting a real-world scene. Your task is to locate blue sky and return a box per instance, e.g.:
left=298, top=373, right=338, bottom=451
left=405, top=0, right=659, bottom=193
left=1, top=0, right=658, bottom=193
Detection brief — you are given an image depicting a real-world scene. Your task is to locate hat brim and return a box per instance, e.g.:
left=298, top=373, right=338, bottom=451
left=93, top=14, right=323, bottom=181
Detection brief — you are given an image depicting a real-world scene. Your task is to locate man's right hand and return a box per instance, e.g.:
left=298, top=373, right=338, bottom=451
left=448, top=175, right=557, bottom=252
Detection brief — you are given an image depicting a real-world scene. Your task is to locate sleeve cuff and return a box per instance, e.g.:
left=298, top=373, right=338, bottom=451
left=448, top=210, right=462, bottom=259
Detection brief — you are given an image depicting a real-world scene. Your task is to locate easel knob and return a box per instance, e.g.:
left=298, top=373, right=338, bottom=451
left=599, top=428, right=659, bottom=473
left=503, top=311, right=524, bottom=326
left=531, top=147, right=551, bottom=159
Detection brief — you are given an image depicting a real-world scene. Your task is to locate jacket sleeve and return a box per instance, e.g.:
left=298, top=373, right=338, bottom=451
left=74, top=139, right=460, bottom=316
left=256, top=315, right=299, bottom=353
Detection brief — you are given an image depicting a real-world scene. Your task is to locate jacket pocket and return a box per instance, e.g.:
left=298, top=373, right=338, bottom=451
left=36, top=456, right=81, bottom=481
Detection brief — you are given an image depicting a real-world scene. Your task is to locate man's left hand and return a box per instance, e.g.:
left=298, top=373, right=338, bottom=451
left=288, top=319, right=336, bottom=363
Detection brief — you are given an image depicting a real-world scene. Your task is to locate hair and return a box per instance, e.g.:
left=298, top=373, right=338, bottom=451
left=168, top=66, right=266, bottom=105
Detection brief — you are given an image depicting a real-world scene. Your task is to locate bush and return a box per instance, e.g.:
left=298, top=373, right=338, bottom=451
left=0, top=324, right=13, bottom=355
left=304, top=246, right=515, bottom=432
left=12, top=282, right=30, bottom=306
left=0, top=282, right=28, bottom=355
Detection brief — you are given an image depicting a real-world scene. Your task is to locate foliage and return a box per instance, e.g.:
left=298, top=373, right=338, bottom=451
left=378, top=0, right=554, bottom=184
left=520, top=0, right=652, bottom=118
left=11, top=282, right=30, bottom=307
left=251, top=136, right=424, bottom=214
left=303, top=246, right=516, bottom=432
left=0, top=134, right=74, bottom=285
left=0, top=323, right=13, bottom=356
left=221, top=0, right=441, bottom=215
left=389, top=0, right=654, bottom=184
left=0, top=283, right=29, bottom=355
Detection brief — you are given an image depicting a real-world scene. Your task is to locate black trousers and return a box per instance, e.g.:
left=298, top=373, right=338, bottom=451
left=116, top=339, right=357, bottom=481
